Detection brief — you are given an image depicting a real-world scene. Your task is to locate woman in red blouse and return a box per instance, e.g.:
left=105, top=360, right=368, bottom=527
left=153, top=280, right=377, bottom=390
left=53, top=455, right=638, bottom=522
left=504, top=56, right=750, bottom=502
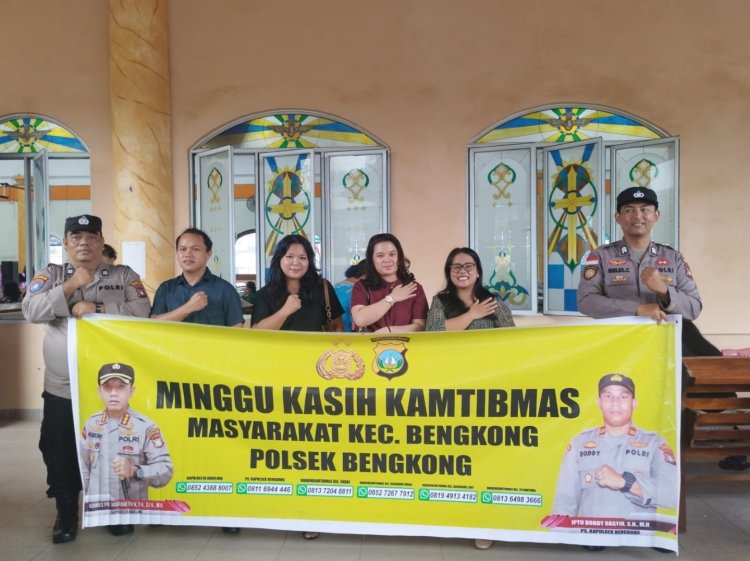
left=350, top=233, right=428, bottom=333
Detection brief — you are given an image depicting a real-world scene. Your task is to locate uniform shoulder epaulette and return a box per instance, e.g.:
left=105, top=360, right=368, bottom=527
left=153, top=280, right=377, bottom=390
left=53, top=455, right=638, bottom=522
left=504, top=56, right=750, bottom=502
left=653, top=242, right=676, bottom=252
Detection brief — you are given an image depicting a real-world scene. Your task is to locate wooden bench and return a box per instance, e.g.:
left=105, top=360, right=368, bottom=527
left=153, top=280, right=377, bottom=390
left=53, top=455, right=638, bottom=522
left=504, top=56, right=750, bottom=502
left=682, top=356, right=750, bottom=481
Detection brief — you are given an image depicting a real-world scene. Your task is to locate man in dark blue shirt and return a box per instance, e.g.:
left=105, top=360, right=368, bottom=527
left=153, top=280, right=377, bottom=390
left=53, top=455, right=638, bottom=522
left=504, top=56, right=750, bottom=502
left=151, top=228, right=244, bottom=327
left=150, top=227, right=244, bottom=534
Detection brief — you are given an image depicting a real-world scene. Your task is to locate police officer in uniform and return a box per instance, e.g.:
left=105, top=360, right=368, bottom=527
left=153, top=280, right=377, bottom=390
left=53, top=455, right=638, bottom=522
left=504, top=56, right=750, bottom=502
left=578, top=186, right=701, bottom=322
left=80, top=363, right=173, bottom=501
left=552, top=374, right=678, bottom=519
left=22, top=215, right=151, bottom=543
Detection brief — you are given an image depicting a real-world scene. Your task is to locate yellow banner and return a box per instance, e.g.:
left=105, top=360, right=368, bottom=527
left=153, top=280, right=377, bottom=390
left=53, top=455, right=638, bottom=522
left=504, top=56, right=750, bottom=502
left=70, top=317, right=680, bottom=551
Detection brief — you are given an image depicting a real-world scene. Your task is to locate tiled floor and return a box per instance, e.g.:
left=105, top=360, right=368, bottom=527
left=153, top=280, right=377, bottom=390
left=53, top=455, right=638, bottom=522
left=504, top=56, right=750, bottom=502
left=1, top=418, right=748, bottom=560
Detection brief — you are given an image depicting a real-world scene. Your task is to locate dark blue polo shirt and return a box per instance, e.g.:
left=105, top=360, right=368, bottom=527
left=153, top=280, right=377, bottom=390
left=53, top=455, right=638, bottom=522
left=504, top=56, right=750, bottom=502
left=151, top=269, right=244, bottom=326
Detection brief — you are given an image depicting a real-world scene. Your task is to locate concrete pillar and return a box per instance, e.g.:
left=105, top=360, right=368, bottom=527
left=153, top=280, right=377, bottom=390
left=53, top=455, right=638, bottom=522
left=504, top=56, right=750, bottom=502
left=109, top=0, right=173, bottom=292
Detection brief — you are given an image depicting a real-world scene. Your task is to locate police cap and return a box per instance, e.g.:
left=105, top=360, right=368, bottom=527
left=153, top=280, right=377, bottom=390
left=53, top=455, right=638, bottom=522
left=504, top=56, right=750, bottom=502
left=65, top=214, right=102, bottom=235
left=98, top=363, right=135, bottom=385
left=598, top=373, right=635, bottom=397
left=616, top=187, right=658, bottom=212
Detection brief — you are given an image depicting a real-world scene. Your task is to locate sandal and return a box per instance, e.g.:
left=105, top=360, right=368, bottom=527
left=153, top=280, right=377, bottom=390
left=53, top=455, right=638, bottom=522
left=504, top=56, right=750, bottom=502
left=303, top=531, right=319, bottom=540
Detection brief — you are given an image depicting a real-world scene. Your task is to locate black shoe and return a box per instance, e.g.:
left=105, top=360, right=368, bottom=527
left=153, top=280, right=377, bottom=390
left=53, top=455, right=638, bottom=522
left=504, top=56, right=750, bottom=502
left=222, top=527, right=240, bottom=534
left=718, top=455, right=749, bottom=470
left=107, top=524, right=135, bottom=536
left=652, top=547, right=674, bottom=554
left=582, top=545, right=605, bottom=551
left=52, top=493, right=79, bottom=544
left=52, top=516, right=77, bottom=544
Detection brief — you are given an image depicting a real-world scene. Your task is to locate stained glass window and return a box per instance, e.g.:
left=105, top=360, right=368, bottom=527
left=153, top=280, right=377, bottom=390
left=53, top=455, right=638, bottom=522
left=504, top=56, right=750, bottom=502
left=192, top=111, right=388, bottom=287
left=469, top=105, right=673, bottom=315
left=0, top=114, right=90, bottom=309
left=0, top=116, right=87, bottom=154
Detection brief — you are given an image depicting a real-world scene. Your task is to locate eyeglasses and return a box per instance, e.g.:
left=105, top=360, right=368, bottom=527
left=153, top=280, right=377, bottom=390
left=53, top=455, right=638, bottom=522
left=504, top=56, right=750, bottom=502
left=449, top=263, right=476, bottom=273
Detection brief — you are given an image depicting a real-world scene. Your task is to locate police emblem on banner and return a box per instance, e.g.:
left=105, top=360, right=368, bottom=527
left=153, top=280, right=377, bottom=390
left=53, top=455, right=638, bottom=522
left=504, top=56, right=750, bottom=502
left=316, top=344, right=365, bottom=380
left=372, top=338, right=409, bottom=380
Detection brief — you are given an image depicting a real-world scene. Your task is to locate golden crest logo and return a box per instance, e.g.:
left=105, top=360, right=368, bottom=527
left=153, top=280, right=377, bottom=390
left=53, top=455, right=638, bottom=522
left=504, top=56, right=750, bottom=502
left=372, top=337, right=410, bottom=380
left=316, top=343, right=366, bottom=380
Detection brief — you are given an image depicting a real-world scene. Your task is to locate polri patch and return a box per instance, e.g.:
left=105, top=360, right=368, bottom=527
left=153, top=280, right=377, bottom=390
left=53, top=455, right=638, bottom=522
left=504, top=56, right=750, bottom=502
left=29, top=274, right=48, bottom=293
left=129, top=279, right=147, bottom=299
left=683, top=259, right=693, bottom=278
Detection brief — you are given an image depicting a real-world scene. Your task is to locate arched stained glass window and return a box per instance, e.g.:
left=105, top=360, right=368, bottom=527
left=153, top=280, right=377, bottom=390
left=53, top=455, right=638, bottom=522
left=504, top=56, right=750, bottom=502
left=192, top=110, right=388, bottom=288
left=0, top=116, right=87, bottom=153
left=0, top=114, right=91, bottom=310
left=469, top=104, right=677, bottom=315
left=475, top=107, right=661, bottom=144
left=199, top=113, right=380, bottom=150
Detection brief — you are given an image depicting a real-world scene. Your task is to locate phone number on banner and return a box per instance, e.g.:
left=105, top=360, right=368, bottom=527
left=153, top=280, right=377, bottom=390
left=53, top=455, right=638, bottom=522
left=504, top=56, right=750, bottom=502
left=418, top=488, right=477, bottom=503
left=480, top=491, right=543, bottom=507
left=237, top=483, right=293, bottom=496
left=296, top=484, right=353, bottom=498
left=357, top=486, right=415, bottom=500
left=175, top=482, right=233, bottom=494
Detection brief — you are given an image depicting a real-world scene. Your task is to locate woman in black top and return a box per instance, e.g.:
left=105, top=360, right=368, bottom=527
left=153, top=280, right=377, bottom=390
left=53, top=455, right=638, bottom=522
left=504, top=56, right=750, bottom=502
left=251, top=234, right=343, bottom=540
left=251, top=234, right=344, bottom=332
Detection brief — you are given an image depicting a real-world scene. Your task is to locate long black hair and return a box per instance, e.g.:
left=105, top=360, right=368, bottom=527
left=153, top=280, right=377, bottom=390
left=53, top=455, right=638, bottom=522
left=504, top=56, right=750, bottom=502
left=265, top=234, right=321, bottom=305
left=361, top=233, right=414, bottom=289
left=437, top=247, right=495, bottom=319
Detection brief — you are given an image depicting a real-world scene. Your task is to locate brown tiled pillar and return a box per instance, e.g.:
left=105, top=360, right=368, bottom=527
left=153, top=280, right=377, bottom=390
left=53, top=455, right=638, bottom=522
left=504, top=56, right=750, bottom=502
left=109, top=0, right=172, bottom=292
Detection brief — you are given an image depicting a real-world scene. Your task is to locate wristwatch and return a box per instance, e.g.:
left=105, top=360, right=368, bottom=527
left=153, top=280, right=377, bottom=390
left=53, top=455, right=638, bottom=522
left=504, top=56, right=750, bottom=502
left=620, top=471, right=636, bottom=493
left=134, top=465, right=144, bottom=481
left=95, top=303, right=103, bottom=313
left=385, top=295, right=394, bottom=306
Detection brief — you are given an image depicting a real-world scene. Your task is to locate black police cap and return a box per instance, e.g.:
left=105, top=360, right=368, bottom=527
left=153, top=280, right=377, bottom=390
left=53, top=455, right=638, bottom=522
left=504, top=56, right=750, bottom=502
left=98, top=363, right=135, bottom=385
left=65, top=214, right=102, bottom=234
left=598, top=373, right=635, bottom=397
left=616, top=187, right=658, bottom=212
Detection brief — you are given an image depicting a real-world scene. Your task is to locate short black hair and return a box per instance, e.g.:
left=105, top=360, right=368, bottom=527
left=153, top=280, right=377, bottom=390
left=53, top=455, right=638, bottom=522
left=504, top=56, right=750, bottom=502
left=102, top=244, right=117, bottom=260
left=344, top=260, right=367, bottom=279
left=176, top=228, right=213, bottom=251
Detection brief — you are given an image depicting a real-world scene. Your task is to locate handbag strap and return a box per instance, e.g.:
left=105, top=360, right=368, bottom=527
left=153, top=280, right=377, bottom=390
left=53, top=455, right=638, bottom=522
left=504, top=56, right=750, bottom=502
left=321, top=278, right=332, bottom=322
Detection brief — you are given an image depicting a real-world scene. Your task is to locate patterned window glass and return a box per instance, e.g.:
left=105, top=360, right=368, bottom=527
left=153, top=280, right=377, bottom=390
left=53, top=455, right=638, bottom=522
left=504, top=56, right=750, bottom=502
left=470, top=146, right=535, bottom=313
left=324, top=151, right=388, bottom=284
left=612, top=138, right=679, bottom=248
left=542, top=139, right=604, bottom=314
left=192, top=111, right=388, bottom=287
left=196, top=147, right=235, bottom=282
left=1, top=115, right=90, bottom=307
left=470, top=105, right=671, bottom=315
left=0, top=116, right=87, bottom=153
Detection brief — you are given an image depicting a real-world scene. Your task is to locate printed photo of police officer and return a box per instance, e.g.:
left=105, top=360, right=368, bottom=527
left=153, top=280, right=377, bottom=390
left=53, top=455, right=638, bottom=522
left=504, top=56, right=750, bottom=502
left=551, top=373, right=678, bottom=519
left=79, top=362, right=173, bottom=535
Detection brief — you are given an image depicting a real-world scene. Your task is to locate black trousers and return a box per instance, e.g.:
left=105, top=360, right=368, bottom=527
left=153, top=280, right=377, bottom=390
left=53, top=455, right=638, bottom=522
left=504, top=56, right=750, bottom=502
left=39, top=391, right=82, bottom=498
